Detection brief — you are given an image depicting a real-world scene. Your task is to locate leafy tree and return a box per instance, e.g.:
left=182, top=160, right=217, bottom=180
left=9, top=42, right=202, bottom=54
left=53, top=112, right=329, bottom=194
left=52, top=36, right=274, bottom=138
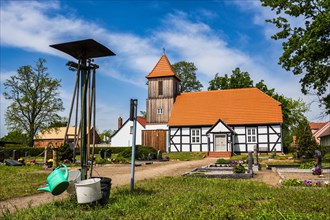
left=99, top=129, right=116, bottom=143
left=208, top=68, right=308, bottom=148
left=172, top=61, right=203, bottom=92
left=261, top=0, right=330, bottom=115
left=139, top=111, right=146, bottom=118
left=0, top=129, right=28, bottom=146
left=3, top=58, right=64, bottom=147
left=48, top=117, right=68, bottom=128
left=208, top=68, right=253, bottom=90
left=295, top=118, right=318, bottom=158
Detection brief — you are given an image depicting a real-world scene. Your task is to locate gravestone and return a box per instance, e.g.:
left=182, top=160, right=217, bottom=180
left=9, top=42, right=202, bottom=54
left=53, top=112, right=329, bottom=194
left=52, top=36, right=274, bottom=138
left=105, top=149, right=112, bottom=158
left=248, top=151, right=253, bottom=174
left=253, top=145, right=260, bottom=172
left=0, top=151, right=4, bottom=163
left=44, top=146, right=53, bottom=163
left=100, top=149, right=105, bottom=159
left=12, top=150, right=17, bottom=160
left=253, top=145, right=258, bottom=165
left=315, top=150, right=322, bottom=168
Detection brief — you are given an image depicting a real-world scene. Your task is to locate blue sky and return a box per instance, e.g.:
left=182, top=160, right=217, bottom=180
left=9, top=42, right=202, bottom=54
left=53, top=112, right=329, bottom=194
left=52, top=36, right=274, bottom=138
left=0, top=0, right=326, bottom=137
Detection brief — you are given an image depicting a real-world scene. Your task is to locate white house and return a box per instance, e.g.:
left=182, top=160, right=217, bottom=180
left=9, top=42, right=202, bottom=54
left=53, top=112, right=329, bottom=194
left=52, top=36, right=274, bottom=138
left=310, top=121, right=330, bottom=145
left=110, top=117, right=146, bottom=147
left=167, top=88, right=283, bottom=157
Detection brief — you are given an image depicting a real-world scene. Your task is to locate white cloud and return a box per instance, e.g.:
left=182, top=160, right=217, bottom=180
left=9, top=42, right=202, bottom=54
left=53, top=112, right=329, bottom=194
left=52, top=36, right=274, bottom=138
left=0, top=70, right=16, bottom=136
left=1, top=0, right=325, bottom=131
left=0, top=1, right=158, bottom=85
left=0, top=93, right=10, bottom=137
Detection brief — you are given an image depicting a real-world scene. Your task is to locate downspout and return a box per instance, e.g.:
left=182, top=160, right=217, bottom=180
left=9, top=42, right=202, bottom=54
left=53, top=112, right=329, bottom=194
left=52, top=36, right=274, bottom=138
left=280, top=123, right=283, bottom=154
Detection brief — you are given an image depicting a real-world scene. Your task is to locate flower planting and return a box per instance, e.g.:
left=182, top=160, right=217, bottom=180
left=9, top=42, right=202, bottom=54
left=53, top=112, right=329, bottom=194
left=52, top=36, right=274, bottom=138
left=281, top=178, right=329, bottom=187
left=312, top=166, right=322, bottom=175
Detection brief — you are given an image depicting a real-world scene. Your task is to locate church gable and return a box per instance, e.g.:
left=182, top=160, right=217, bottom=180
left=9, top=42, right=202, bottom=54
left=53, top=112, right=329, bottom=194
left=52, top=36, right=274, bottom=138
left=207, top=119, right=235, bottom=134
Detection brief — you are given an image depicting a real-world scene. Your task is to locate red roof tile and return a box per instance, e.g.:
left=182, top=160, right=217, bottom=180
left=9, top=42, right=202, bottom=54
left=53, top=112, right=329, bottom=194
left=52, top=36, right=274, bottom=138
left=137, top=117, right=146, bottom=128
left=309, top=122, right=327, bottom=130
left=168, top=88, right=283, bottom=126
left=146, top=54, right=180, bottom=80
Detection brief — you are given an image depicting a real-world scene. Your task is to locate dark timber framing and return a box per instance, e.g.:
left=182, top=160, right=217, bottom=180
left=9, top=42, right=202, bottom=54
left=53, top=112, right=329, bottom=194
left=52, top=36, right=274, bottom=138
left=169, top=123, right=282, bottom=153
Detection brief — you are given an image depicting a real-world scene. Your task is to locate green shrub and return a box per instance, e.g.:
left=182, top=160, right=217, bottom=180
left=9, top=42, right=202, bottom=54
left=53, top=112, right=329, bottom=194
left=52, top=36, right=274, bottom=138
left=216, top=158, right=230, bottom=164
left=281, top=178, right=303, bottom=186
left=233, top=164, right=246, bottom=173
left=299, top=162, right=314, bottom=169
left=113, top=155, right=129, bottom=163
left=92, top=147, right=130, bottom=154
left=118, top=146, right=157, bottom=160
left=95, top=157, right=108, bottom=164
left=58, top=143, right=73, bottom=162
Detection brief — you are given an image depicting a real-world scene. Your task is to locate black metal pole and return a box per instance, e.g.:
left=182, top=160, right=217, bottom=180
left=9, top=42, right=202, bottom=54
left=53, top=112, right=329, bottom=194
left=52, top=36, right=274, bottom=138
left=130, top=99, right=138, bottom=192
left=81, top=55, right=88, bottom=180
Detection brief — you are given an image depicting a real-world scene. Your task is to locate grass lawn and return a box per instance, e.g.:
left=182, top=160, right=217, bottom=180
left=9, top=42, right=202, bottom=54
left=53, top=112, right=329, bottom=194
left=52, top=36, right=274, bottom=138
left=0, top=165, right=49, bottom=200
left=2, top=177, right=330, bottom=219
left=163, top=152, right=205, bottom=161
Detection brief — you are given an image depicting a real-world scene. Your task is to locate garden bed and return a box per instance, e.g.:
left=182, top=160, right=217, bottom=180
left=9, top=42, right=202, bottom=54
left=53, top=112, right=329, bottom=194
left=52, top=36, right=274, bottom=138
left=266, top=164, right=300, bottom=169
left=276, top=167, right=330, bottom=186
left=183, top=165, right=253, bottom=179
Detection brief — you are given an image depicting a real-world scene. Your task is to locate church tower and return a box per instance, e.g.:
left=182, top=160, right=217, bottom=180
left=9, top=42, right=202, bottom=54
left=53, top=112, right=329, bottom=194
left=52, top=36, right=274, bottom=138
left=145, top=54, right=180, bottom=128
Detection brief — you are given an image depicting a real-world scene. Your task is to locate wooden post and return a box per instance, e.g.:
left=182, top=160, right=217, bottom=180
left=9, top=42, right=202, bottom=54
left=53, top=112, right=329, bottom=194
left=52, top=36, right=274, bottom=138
left=52, top=148, right=59, bottom=168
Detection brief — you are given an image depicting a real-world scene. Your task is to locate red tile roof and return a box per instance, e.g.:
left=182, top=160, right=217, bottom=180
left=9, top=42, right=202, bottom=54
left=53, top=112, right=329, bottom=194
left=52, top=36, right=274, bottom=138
left=168, top=88, right=283, bottom=126
left=137, top=117, right=146, bottom=128
left=146, top=54, right=180, bottom=80
left=309, top=122, right=327, bottom=131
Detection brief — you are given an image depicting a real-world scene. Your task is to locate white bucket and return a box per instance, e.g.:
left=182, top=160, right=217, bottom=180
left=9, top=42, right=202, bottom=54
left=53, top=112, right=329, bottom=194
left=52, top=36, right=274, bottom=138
left=66, top=170, right=81, bottom=194
left=75, top=178, right=102, bottom=204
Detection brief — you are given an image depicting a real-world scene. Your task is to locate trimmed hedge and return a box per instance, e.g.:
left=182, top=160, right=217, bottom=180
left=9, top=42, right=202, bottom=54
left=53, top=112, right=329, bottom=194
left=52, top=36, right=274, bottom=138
left=0, top=147, right=45, bottom=159
left=118, top=145, right=158, bottom=160
left=0, top=146, right=130, bottom=159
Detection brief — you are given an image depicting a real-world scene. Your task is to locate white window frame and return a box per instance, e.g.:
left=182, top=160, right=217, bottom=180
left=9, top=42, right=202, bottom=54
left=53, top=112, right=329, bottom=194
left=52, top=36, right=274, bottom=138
left=246, top=127, right=257, bottom=143
left=157, top=108, right=163, bottom=114
left=191, top=128, right=201, bottom=144
left=130, top=126, right=133, bottom=134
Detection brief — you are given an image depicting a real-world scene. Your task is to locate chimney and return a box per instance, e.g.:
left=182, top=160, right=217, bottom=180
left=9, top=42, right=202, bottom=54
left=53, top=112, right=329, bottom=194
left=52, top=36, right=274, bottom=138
left=118, top=117, right=123, bottom=129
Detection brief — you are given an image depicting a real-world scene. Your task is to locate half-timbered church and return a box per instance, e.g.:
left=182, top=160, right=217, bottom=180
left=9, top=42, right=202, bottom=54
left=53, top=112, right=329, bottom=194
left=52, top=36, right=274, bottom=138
left=142, top=54, right=283, bottom=157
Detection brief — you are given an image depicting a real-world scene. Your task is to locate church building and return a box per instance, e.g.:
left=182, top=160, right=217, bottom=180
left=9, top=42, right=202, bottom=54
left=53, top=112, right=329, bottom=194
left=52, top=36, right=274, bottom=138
left=112, top=53, right=283, bottom=157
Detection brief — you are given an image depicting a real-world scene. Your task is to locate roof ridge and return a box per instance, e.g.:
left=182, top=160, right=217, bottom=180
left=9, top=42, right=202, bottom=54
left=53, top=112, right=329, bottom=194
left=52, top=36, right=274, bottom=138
left=180, top=87, right=260, bottom=95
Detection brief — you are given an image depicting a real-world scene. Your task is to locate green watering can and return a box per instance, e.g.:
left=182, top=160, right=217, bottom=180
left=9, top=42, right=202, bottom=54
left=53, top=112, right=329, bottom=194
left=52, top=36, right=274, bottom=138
left=38, top=164, right=69, bottom=195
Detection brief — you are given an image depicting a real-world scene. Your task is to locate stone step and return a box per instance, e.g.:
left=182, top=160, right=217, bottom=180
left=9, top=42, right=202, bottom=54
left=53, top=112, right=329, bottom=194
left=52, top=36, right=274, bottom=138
left=207, top=152, right=232, bottom=158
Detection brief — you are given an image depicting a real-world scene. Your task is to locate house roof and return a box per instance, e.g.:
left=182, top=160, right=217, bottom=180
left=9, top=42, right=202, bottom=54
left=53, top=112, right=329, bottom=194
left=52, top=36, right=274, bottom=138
left=313, top=121, right=330, bottom=138
left=137, top=117, right=146, bottom=128
left=168, top=88, right=283, bottom=126
left=145, top=54, right=180, bottom=80
left=309, top=122, right=327, bottom=131
left=111, top=117, right=146, bottom=138
left=35, top=127, right=96, bottom=140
